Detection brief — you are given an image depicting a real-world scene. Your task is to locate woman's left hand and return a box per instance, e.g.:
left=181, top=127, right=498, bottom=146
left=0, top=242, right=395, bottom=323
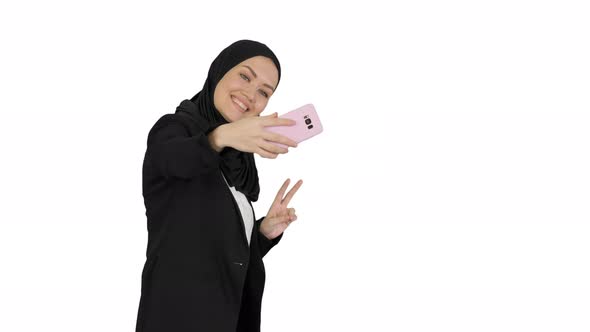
left=259, top=178, right=303, bottom=240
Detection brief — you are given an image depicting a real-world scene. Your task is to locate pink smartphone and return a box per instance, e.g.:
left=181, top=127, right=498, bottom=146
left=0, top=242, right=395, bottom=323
left=265, top=104, right=323, bottom=149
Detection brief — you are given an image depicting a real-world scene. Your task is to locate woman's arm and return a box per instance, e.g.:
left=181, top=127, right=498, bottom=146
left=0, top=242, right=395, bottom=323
left=145, top=117, right=221, bottom=179
left=257, top=216, right=284, bottom=258
left=257, top=178, right=302, bottom=257
left=209, top=113, right=298, bottom=158
left=207, top=124, right=227, bottom=152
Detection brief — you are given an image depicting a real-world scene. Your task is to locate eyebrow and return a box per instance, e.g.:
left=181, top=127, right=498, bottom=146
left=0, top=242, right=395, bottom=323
left=242, top=65, right=276, bottom=92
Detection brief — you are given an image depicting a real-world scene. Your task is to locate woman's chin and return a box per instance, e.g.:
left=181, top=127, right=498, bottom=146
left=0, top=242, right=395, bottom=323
left=229, top=112, right=243, bottom=122
left=218, top=109, right=238, bottom=123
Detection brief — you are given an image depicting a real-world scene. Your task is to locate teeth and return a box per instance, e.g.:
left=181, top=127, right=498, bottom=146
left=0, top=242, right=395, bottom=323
left=232, top=96, right=248, bottom=111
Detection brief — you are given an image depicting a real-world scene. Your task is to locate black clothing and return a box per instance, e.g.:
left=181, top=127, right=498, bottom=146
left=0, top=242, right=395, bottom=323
left=136, top=102, right=283, bottom=332
left=136, top=40, right=284, bottom=332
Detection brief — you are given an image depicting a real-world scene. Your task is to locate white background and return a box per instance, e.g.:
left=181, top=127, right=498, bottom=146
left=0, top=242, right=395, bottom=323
left=1, top=0, right=589, bottom=331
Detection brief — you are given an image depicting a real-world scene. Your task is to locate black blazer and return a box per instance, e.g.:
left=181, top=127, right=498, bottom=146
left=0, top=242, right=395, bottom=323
left=136, top=113, right=283, bottom=332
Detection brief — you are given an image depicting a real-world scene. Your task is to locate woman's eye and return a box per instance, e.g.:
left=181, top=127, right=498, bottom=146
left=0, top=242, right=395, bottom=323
left=241, top=73, right=268, bottom=98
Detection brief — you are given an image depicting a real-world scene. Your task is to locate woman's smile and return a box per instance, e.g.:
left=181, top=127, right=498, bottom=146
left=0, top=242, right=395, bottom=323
left=231, top=95, right=249, bottom=112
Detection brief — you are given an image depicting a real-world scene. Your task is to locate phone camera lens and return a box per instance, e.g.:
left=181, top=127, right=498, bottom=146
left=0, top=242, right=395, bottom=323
left=307, top=124, right=314, bottom=129
left=305, top=118, right=312, bottom=125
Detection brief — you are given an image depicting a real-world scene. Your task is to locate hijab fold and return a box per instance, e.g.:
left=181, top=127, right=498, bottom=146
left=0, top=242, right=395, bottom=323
left=175, top=40, right=281, bottom=202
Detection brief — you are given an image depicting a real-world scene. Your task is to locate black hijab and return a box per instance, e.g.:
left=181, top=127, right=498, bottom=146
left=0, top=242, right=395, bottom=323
left=175, top=39, right=281, bottom=202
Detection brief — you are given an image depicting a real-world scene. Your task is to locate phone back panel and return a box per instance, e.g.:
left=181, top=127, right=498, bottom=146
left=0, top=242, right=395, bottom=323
left=265, top=104, right=323, bottom=148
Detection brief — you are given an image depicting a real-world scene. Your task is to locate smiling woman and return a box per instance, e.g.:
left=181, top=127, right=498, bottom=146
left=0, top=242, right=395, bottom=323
left=135, top=40, right=304, bottom=332
left=213, top=56, right=278, bottom=122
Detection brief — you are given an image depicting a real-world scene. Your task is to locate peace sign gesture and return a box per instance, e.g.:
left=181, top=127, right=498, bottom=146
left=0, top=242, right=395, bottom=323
left=259, top=178, right=303, bottom=241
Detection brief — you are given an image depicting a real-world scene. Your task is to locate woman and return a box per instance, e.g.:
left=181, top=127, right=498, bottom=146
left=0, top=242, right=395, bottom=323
left=136, top=40, right=303, bottom=332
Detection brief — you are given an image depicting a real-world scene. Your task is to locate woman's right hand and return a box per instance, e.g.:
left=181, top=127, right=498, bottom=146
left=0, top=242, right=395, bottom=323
left=208, top=113, right=298, bottom=158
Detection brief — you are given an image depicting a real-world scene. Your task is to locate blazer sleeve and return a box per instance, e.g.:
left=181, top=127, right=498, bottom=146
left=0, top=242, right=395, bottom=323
left=256, top=216, right=284, bottom=258
left=145, top=116, right=220, bottom=179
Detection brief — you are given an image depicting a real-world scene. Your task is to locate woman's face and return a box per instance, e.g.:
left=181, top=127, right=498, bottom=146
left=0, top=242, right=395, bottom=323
left=213, top=55, right=279, bottom=122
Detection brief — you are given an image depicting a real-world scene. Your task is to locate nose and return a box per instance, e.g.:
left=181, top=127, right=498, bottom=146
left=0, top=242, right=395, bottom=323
left=243, top=86, right=256, bottom=103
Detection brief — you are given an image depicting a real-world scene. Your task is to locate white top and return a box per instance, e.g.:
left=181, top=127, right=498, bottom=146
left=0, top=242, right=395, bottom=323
left=221, top=173, right=254, bottom=246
